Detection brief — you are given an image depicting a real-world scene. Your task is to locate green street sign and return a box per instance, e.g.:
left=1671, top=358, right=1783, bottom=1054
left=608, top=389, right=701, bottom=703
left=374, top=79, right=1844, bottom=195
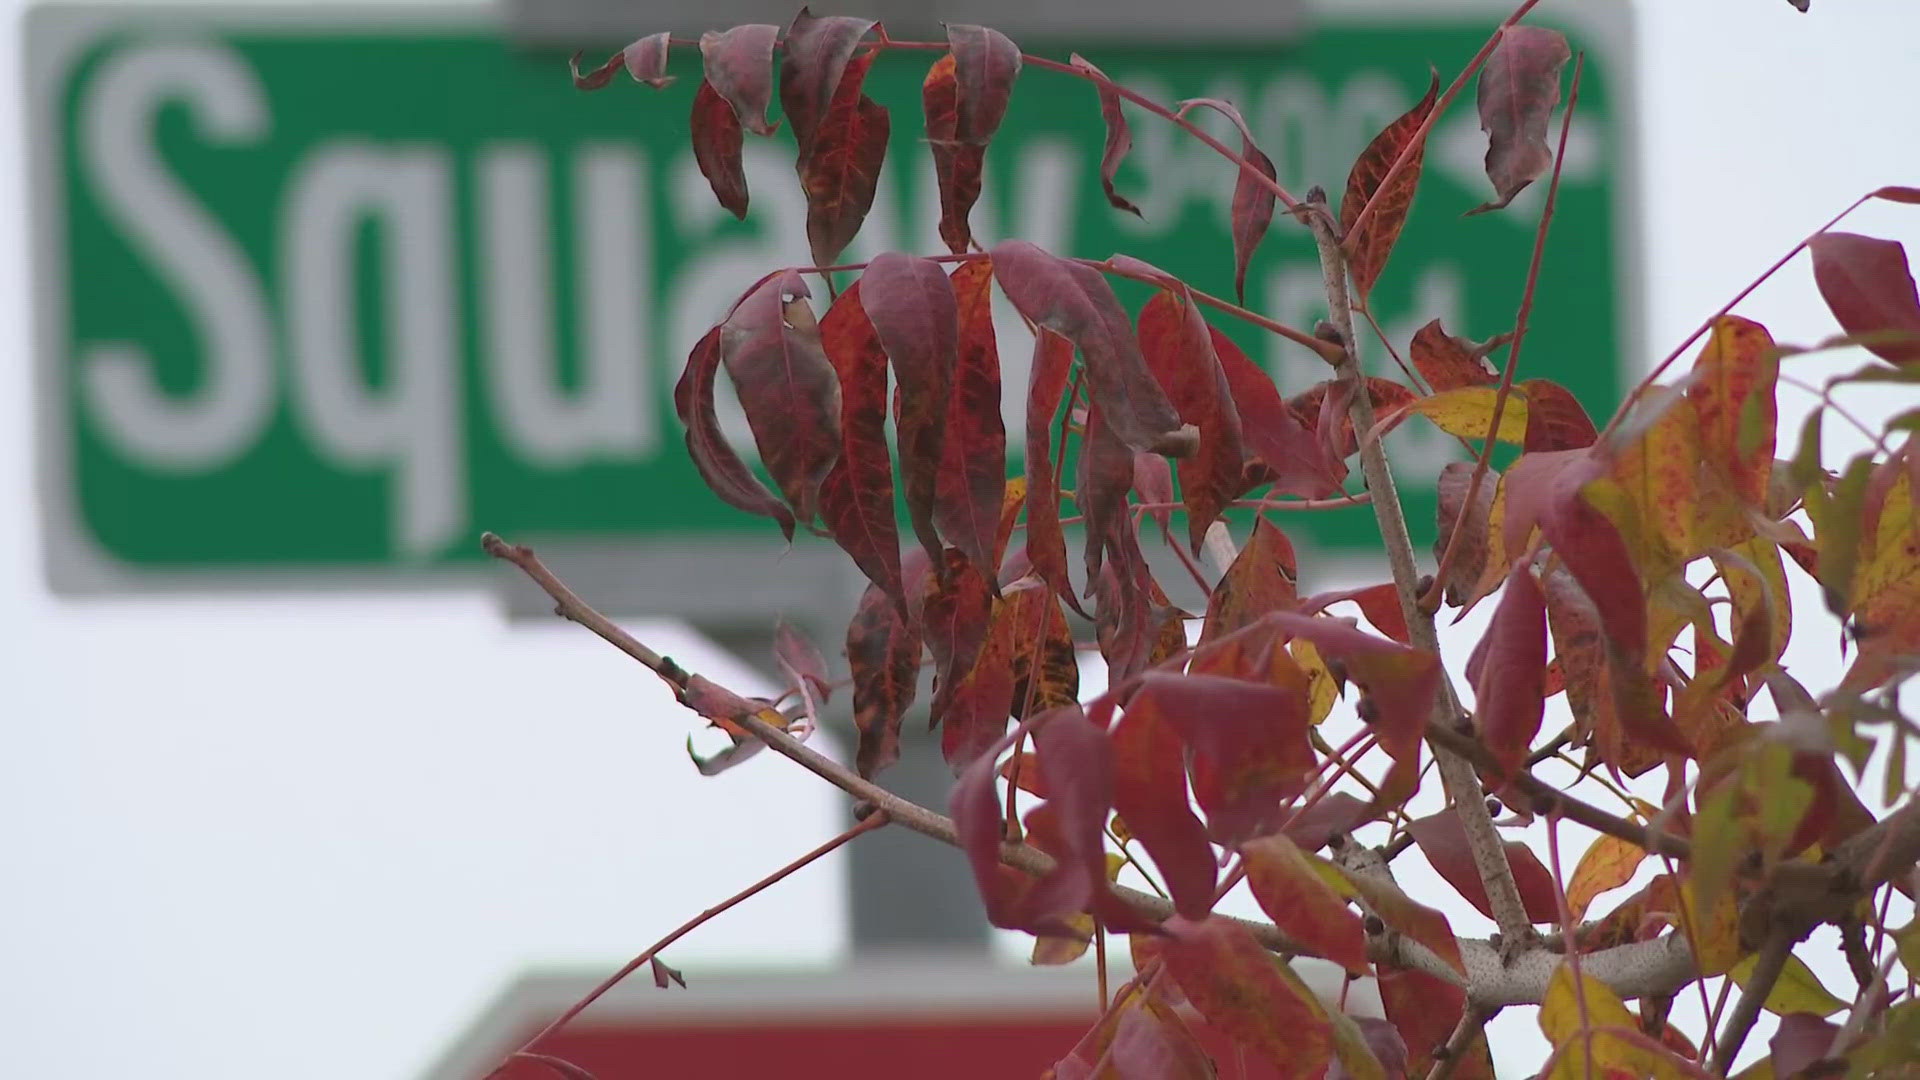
left=30, top=3, right=1638, bottom=595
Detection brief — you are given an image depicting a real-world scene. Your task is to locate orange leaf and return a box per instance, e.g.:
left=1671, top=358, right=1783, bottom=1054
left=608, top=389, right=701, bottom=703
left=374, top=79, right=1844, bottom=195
left=1198, top=518, right=1298, bottom=646
left=1243, top=836, right=1369, bottom=974
left=1687, top=315, right=1780, bottom=508
left=1565, top=834, right=1648, bottom=921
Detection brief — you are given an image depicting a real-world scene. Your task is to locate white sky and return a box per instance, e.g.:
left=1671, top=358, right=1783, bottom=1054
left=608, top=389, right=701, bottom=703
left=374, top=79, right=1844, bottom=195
left=3, top=1, right=1919, bottom=1077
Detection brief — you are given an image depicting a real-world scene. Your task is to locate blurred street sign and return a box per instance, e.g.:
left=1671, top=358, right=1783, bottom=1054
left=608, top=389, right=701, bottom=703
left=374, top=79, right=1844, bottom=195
left=28, top=2, right=1638, bottom=597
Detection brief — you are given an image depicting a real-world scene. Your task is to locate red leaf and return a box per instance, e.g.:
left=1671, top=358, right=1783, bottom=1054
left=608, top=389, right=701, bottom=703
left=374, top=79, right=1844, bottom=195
left=799, top=50, right=890, bottom=268
left=1132, top=451, right=1175, bottom=540
left=719, top=271, right=841, bottom=522
left=1542, top=567, right=1687, bottom=774
left=1340, top=70, right=1439, bottom=300
left=1111, top=701, right=1218, bottom=918
left=1244, top=835, right=1369, bottom=974
left=1771, top=1013, right=1843, bottom=1078
left=941, top=628, right=1016, bottom=770
left=1407, top=809, right=1559, bottom=923
left=1379, top=966, right=1475, bottom=1078
left=1024, top=706, right=1142, bottom=935
left=951, top=729, right=1026, bottom=926
left=920, top=55, right=982, bottom=255
left=1024, top=330, right=1084, bottom=615
left=1301, top=582, right=1411, bottom=645
left=778, top=8, right=874, bottom=164
left=1070, top=54, right=1141, bottom=217
left=990, top=240, right=1187, bottom=455
left=1079, top=403, right=1139, bottom=589
left=1502, top=450, right=1646, bottom=661
left=861, top=252, right=957, bottom=566
left=689, top=80, right=749, bottom=220
left=672, top=327, right=797, bottom=539
left=569, top=50, right=624, bottom=92
left=947, top=24, right=1021, bottom=142
left=1409, top=319, right=1497, bottom=393
left=1001, top=576, right=1080, bottom=719
left=1469, top=561, right=1547, bottom=779
left=1471, top=26, right=1570, bottom=214
left=1285, top=792, right=1370, bottom=853
left=1518, top=378, right=1598, bottom=452
left=1216, top=331, right=1345, bottom=497
left=1138, top=291, right=1248, bottom=552
left=1105, top=997, right=1217, bottom=1080
left=1160, top=916, right=1333, bottom=1079
left=1092, top=531, right=1159, bottom=682
left=846, top=579, right=923, bottom=776
left=817, top=282, right=904, bottom=609
left=936, top=259, right=1010, bottom=584
left=1433, top=462, right=1501, bottom=609
left=1338, top=870, right=1466, bottom=979
left=924, top=550, right=996, bottom=729
left=1871, top=185, right=1920, bottom=204
left=1178, top=98, right=1276, bottom=305
left=1810, top=232, right=1920, bottom=365
left=698, top=24, right=780, bottom=135
left=775, top=618, right=833, bottom=705
left=1265, top=611, right=1439, bottom=764
left=1290, top=377, right=1420, bottom=461
left=1127, top=670, right=1313, bottom=845
left=1199, top=517, right=1298, bottom=647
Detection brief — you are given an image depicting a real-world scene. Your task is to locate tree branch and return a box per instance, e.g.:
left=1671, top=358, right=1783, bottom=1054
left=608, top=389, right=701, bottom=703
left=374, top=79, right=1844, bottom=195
left=1424, top=1006, right=1493, bottom=1080
left=1304, top=188, right=1536, bottom=951
left=1708, top=926, right=1795, bottom=1076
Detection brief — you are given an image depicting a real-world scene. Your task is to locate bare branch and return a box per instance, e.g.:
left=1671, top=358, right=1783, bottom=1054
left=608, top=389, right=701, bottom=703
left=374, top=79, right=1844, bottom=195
left=1709, top=926, right=1796, bottom=1075
left=1305, top=186, right=1536, bottom=951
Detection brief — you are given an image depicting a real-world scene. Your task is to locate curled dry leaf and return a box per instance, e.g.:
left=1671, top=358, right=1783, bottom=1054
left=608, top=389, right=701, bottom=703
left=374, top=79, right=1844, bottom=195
left=719, top=271, right=842, bottom=523
left=1070, top=54, right=1141, bottom=217
left=569, top=31, right=673, bottom=91
left=774, top=618, right=832, bottom=705
left=1178, top=98, right=1277, bottom=305
left=817, top=282, right=905, bottom=610
left=861, top=252, right=957, bottom=566
left=1340, top=70, right=1439, bottom=301
left=846, top=577, right=923, bottom=777
left=990, top=240, right=1187, bottom=454
left=673, top=326, right=797, bottom=540
left=1809, top=231, right=1920, bottom=366
left=1471, top=25, right=1571, bottom=214
left=700, top=24, right=780, bottom=135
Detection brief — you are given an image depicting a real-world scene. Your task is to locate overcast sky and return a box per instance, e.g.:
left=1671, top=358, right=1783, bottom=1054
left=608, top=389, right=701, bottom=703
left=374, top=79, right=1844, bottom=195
left=3, top=1, right=1919, bottom=1077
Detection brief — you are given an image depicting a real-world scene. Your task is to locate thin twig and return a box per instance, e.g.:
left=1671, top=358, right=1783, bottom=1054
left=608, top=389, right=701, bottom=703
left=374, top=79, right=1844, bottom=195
left=1709, top=926, right=1796, bottom=1076
left=1421, top=53, right=1583, bottom=613
left=488, top=811, right=891, bottom=1077
left=1423, top=1006, right=1493, bottom=1080
left=1305, top=186, right=1537, bottom=950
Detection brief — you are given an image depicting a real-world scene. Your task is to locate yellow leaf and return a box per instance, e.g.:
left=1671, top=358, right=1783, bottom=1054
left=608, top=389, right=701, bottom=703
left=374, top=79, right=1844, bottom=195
left=1539, top=964, right=1647, bottom=1080
left=1030, top=913, right=1093, bottom=965
left=1678, top=880, right=1743, bottom=977
left=1725, top=535, right=1793, bottom=665
left=1404, top=386, right=1530, bottom=443
left=1729, top=951, right=1847, bottom=1017
left=1292, top=638, right=1338, bottom=725
left=1566, top=835, right=1648, bottom=921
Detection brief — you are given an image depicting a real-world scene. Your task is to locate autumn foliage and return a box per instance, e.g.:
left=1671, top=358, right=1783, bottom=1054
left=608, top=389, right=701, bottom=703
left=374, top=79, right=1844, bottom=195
left=494, top=5, right=1920, bottom=1079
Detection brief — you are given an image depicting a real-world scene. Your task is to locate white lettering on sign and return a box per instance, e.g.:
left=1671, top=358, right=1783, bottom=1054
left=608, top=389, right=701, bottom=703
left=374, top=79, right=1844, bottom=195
left=479, top=143, right=658, bottom=465
left=282, top=143, right=462, bottom=559
left=77, top=42, right=275, bottom=468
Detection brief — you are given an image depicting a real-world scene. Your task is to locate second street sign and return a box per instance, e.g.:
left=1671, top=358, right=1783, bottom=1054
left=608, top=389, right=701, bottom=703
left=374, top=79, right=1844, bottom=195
left=30, top=2, right=1638, bottom=592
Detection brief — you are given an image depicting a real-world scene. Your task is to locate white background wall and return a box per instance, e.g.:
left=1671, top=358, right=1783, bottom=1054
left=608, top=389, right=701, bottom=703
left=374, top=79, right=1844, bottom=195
left=2, top=1, right=1918, bottom=1077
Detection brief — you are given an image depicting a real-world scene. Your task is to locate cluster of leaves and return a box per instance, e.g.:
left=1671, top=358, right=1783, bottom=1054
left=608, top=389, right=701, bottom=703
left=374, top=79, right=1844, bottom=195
left=557, top=8, right=1920, bottom=1080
